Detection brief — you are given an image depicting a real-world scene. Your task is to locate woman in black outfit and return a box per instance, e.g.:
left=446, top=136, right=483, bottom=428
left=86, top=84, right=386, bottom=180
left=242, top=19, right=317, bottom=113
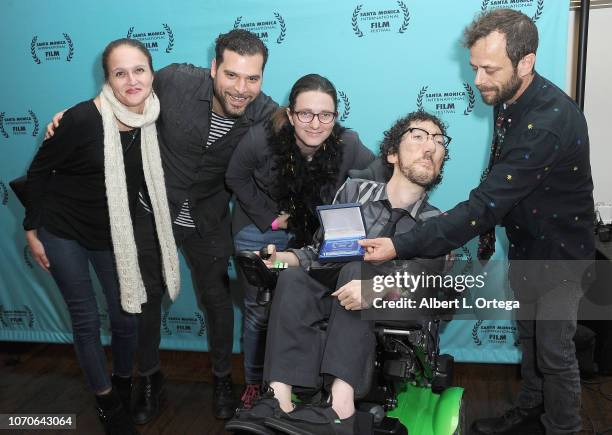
left=24, top=38, right=178, bottom=435
left=226, top=74, right=374, bottom=409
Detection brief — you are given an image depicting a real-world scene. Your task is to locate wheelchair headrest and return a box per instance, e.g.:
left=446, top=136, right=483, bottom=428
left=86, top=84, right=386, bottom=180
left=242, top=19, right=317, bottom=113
left=348, top=158, right=392, bottom=183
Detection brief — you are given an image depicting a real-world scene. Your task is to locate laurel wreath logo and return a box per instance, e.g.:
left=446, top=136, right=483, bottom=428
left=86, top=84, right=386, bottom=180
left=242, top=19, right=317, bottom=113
left=472, top=320, right=484, bottom=346
left=416, top=86, right=428, bottom=111
left=28, top=110, right=39, bottom=137
left=126, top=26, right=134, bottom=39
left=274, top=13, right=286, bottom=44
left=63, top=33, right=74, bottom=62
left=163, top=24, right=174, bottom=53
left=397, top=1, right=410, bottom=33
left=352, top=5, right=364, bottom=37
left=233, top=16, right=242, bottom=29
left=23, top=245, right=33, bottom=269
left=338, top=91, right=351, bottom=122
left=1, top=181, right=8, bottom=206
left=24, top=305, right=35, bottom=328
left=195, top=312, right=206, bottom=336
left=0, top=306, right=8, bottom=328
left=481, top=0, right=543, bottom=21
left=463, top=83, right=476, bottom=116
left=0, top=113, right=8, bottom=139
left=31, top=36, right=41, bottom=64
left=161, top=310, right=172, bottom=335
left=532, top=0, right=544, bottom=22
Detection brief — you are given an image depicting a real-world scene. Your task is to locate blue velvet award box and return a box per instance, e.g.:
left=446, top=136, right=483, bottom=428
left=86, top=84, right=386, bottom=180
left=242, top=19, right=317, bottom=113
left=316, top=203, right=366, bottom=263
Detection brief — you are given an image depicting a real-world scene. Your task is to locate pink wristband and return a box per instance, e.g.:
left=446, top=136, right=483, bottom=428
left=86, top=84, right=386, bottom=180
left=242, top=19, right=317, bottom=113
left=271, top=217, right=280, bottom=231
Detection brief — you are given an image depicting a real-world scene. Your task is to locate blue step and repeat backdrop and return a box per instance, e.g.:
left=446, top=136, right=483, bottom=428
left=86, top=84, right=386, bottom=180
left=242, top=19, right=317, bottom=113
left=0, top=0, right=568, bottom=363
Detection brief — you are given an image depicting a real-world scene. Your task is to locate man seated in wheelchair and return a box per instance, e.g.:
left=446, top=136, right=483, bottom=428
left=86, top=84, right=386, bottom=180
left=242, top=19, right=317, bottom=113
left=227, top=111, right=452, bottom=435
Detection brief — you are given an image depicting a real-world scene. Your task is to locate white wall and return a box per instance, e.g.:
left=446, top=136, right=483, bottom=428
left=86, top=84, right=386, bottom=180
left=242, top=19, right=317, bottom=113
left=566, top=8, right=612, bottom=204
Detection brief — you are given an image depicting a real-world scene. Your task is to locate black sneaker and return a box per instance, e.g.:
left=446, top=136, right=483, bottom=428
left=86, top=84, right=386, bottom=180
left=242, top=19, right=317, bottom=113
left=226, top=390, right=284, bottom=435
left=213, top=375, right=236, bottom=420
left=265, top=403, right=355, bottom=435
left=471, top=405, right=544, bottom=434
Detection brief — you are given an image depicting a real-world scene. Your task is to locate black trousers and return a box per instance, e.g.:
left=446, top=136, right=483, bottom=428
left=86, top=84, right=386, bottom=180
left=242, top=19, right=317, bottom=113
left=263, top=262, right=375, bottom=396
left=516, top=280, right=583, bottom=434
left=134, top=208, right=233, bottom=377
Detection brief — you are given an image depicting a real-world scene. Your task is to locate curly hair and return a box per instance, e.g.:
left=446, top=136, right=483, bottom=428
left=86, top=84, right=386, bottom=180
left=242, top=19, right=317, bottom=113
left=463, top=9, right=538, bottom=67
left=215, top=29, right=269, bottom=70
left=379, top=111, right=450, bottom=188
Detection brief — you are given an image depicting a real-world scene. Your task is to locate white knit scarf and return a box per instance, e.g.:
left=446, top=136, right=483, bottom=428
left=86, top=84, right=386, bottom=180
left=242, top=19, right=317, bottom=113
left=100, top=84, right=180, bottom=313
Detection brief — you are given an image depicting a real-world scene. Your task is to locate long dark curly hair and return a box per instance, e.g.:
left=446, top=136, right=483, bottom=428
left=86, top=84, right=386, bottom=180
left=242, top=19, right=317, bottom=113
left=268, top=74, right=345, bottom=247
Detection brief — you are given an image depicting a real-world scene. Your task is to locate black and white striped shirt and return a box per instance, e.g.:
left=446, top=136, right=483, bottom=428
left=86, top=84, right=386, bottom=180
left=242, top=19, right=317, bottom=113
left=139, top=112, right=236, bottom=227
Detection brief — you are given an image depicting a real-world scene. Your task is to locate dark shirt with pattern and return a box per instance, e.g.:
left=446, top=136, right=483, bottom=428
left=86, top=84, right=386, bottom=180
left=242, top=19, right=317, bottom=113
left=391, top=72, right=595, bottom=287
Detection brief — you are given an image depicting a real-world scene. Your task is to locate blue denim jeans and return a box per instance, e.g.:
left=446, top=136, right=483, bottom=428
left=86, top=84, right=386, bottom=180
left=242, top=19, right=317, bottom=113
left=38, top=227, right=138, bottom=394
left=234, top=224, right=289, bottom=384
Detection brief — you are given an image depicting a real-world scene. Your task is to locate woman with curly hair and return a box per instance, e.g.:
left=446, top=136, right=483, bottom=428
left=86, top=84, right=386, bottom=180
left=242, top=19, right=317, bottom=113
left=226, top=73, right=374, bottom=408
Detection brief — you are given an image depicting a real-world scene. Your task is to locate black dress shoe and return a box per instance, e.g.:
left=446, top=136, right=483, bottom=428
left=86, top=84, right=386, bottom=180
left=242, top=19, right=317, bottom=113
left=471, top=405, right=544, bottom=434
left=213, top=375, right=236, bottom=420
left=132, top=370, right=164, bottom=425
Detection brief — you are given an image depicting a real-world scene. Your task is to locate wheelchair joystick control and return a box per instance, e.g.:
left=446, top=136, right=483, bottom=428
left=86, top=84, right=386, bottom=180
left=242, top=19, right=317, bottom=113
left=260, top=246, right=271, bottom=260
left=235, top=250, right=279, bottom=306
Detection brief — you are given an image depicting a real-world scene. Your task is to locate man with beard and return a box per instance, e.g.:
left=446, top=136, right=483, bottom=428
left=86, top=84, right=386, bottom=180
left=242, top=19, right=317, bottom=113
left=360, top=9, right=594, bottom=435
left=46, top=29, right=277, bottom=422
left=226, top=110, right=451, bottom=435
left=132, top=30, right=277, bottom=422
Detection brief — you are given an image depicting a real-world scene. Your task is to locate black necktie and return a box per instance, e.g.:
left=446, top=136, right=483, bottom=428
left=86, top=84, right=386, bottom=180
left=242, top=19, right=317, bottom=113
left=478, top=109, right=506, bottom=261
left=380, top=201, right=409, bottom=237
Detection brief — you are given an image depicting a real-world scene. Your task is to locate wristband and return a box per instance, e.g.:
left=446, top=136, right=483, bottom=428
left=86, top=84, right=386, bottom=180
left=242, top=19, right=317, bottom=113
left=271, top=217, right=280, bottom=231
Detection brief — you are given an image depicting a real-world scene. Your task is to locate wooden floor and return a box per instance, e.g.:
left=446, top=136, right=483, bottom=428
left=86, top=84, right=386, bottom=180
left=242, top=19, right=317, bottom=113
left=2, top=341, right=612, bottom=435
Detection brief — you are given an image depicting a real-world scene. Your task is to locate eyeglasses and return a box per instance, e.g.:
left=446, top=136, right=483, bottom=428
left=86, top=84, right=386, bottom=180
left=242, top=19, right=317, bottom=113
left=402, top=127, right=451, bottom=147
left=293, top=110, right=337, bottom=124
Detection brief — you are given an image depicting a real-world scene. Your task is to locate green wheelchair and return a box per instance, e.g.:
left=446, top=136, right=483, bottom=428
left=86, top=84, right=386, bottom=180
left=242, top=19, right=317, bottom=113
left=235, top=251, right=465, bottom=435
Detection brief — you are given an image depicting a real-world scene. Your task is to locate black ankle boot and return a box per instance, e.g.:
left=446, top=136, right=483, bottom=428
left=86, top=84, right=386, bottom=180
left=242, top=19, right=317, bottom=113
left=95, top=389, right=138, bottom=435
left=213, top=374, right=236, bottom=420
left=132, top=370, right=164, bottom=425
left=111, top=375, right=132, bottom=412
